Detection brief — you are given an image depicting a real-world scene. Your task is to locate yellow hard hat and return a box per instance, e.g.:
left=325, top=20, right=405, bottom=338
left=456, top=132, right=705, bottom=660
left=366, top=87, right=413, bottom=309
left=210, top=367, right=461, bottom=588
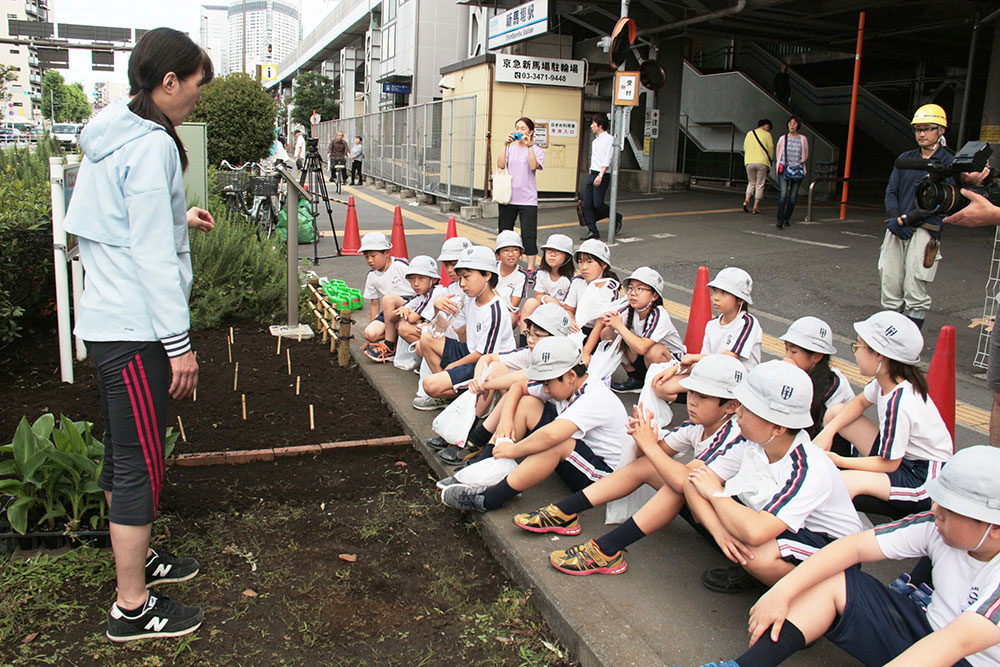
left=911, top=104, right=947, bottom=129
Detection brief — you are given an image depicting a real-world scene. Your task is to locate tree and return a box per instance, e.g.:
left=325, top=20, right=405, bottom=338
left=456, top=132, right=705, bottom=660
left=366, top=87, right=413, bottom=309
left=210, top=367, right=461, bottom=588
left=0, top=65, right=18, bottom=104
left=40, top=71, right=91, bottom=123
left=290, top=71, right=338, bottom=129
left=188, top=73, right=277, bottom=166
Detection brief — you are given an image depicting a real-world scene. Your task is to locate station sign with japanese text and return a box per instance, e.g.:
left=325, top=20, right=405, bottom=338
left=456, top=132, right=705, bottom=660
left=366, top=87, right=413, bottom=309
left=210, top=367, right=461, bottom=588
left=488, top=0, right=549, bottom=50
left=495, top=55, right=586, bottom=88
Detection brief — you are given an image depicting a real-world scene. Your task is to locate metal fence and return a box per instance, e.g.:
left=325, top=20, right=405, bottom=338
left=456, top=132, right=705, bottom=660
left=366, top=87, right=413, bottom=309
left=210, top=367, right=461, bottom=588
left=315, top=95, right=478, bottom=205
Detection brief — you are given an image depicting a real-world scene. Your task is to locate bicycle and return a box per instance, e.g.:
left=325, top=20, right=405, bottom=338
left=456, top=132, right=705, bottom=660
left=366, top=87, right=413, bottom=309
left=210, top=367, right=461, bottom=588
left=330, top=158, right=347, bottom=194
left=217, top=160, right=255, bottom=220
left=249, top=173, right=281, bottom=239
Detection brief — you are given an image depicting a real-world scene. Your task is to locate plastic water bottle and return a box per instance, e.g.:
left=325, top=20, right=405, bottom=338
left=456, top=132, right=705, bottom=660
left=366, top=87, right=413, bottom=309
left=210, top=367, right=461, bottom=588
left=430, top=295, right=461, bottom=337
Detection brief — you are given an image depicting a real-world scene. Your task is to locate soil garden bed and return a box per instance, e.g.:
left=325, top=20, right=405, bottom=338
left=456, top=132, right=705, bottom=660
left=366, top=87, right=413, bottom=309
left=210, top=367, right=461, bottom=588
left=0, top=446, right=573, bottom=665
left=0, top=321, right=401, bottom=452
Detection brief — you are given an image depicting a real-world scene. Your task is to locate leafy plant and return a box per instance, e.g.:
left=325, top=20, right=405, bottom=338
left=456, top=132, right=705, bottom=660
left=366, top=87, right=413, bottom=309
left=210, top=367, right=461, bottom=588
left=0, top=414, right=178, bottom=535
left=188, top=73, right=277, bottom=166
left=290, top=71, right=339, bottom=129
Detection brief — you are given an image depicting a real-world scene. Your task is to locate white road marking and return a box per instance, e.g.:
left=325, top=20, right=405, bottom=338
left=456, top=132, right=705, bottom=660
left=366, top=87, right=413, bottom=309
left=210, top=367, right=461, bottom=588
left=652, top=232, right=677, bottom=239
left=743, top=230, right=849, bottom=249
left=610, top=237, right=642, bottom=245
left=842, top=231, right=879, bottom=239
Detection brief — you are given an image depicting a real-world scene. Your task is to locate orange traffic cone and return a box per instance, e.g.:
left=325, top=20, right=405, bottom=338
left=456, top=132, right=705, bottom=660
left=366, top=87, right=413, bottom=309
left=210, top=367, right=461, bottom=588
left=440, top=216, right=458, bottom=286
left=390, top=205, right=409, bottom=260
left=927, top=325, right=956, bottom=443
left=341, top=196, right=361, bottom=255
left=684, top=266, right=712, bottom=354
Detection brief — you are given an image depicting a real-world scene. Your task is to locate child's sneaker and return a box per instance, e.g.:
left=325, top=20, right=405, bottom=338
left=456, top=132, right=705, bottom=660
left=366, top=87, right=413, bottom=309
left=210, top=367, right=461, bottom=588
left=106, top=593, right=203, bottom=643
left=701, top=565, right=763, bottom=594
left=435, top=475, right=458, bottom=490
left=610, top=374, right=643, bottom=393
left=513, top=504, right=582, bottom=535
left=145, top=548, right=199, bottom=587
left=550, top=539, right=627, bottom=576
left=440, top=483, right=488, bottom=512
left=437, top=443, right=482, bottom=465
left=363, top=341, right=395, bottom=362
left=411, top=396, right=451, bottom=411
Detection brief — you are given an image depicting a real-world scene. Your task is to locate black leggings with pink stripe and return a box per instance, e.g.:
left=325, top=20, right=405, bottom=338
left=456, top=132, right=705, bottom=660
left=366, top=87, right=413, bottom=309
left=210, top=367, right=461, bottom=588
left=89, top=341, right=169, bottom=526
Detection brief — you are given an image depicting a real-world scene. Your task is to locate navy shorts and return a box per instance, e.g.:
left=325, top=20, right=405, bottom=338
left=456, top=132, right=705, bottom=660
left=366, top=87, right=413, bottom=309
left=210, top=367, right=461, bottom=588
left=374, top=312, right=385, bottom=323
left=826, top=567, right=973, bottom=667
left=530, top=402, right=613, bottom=492
left=775, top=526, right=836, bottom=564
left=442, top=338, right=475, bottom=388
left=885, top=458, right=943, bottom=513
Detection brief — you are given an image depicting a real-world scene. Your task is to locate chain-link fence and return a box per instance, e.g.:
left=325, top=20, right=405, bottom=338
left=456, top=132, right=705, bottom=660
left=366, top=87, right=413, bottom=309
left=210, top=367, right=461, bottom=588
left=315, top=95, right=478, bottom=205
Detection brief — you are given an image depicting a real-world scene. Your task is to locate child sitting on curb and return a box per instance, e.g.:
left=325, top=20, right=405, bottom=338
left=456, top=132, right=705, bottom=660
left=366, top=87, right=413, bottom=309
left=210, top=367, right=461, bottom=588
left=360, top=232, right=414, bottom=361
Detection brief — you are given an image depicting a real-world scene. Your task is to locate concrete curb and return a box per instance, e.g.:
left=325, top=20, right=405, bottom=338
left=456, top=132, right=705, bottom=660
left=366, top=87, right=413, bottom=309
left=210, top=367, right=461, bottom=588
left=165, top=435, right=412, bottom=467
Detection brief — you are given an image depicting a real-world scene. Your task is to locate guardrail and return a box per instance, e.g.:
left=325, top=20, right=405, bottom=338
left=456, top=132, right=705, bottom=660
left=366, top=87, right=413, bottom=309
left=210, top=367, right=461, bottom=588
left=804, top=176, right=886, bottom=222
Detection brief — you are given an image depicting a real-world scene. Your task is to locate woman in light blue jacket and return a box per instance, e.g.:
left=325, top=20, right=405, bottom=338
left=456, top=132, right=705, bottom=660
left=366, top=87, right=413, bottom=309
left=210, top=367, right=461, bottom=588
left=64, top=28, right=214, bottom=643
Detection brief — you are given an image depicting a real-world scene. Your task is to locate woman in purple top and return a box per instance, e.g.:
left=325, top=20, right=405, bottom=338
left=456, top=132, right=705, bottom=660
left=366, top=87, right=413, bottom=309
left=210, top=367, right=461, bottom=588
left=497, top=117, right=545, bottom=272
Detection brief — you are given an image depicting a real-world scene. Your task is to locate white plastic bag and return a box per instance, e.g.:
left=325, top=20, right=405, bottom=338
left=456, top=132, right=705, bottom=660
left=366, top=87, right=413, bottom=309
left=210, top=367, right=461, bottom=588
left=638, top=361, right=676, bottom=439
left=393, top=340, right=419, bottom=371
left=454, top=452, right=518, bottom=487
left=587, top=337, right=624, bottom=388
left=574, top=278, right=624, bottom=327
left=432, top=389, right=478, bottom=446
left=605, top=434, right=656, bottom=524
left=492, top=169, right=512, bottom=205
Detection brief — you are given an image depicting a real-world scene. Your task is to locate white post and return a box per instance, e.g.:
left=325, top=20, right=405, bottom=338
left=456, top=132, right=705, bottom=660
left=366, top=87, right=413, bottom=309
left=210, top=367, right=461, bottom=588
left=50, top=156, right=73, bottom=383
left=65, top=155, right=85, bottom=361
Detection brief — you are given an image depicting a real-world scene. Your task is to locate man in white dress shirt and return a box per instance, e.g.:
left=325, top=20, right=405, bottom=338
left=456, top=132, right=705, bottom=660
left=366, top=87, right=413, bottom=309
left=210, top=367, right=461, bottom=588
left=581, top=113, right=623, bottom=241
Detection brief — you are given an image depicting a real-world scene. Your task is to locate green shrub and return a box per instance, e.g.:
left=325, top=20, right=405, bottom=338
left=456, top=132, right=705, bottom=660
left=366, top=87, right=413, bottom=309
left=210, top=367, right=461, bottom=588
left=188, top=73, right=277, bottom=167
left=0, top=141, right=61, bottom=349
left=188, top=181, right=289, bottom=329
left=0, top=414, right=178, bottom=534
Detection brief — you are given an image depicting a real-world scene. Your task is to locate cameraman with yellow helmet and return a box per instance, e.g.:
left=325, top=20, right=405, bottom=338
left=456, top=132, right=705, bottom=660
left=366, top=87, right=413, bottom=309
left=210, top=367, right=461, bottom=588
left=879, top=104, right=954, bottom=330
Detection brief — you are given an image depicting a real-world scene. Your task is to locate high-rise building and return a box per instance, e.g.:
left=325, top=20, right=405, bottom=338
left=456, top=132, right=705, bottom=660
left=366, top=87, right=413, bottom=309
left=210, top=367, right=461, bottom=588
left=227, top=0, right=301, bottom=76
left=93, top=81, right=130, bottom=110
left=199, top=3, right=230, bottom=76
left=0, top=0, right=50, bottom=124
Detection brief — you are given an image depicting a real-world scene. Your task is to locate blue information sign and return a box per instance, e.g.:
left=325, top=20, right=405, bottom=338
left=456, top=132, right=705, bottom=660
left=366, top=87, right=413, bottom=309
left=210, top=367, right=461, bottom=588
left=382, top=82, right=411, bottom=94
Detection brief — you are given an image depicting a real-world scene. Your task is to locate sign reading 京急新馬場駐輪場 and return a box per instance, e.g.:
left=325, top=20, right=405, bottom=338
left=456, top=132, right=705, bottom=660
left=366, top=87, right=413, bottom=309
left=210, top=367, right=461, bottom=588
left=487, top=0, right=548, bottom=50
left=494, top=55, right=586, bottom=89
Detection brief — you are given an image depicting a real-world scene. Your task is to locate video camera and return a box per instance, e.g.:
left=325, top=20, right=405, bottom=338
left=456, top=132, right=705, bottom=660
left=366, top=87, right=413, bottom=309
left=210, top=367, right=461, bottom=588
left=894, top=140, right=1000, bottom=215
left=307, top=136, right=320, bottom=153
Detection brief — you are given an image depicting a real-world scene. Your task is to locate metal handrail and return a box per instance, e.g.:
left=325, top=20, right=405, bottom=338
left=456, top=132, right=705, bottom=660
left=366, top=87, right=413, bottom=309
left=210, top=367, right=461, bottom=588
left=804, top=176, right=886, bottom=222
left=274, top=164, right=314, bottom=328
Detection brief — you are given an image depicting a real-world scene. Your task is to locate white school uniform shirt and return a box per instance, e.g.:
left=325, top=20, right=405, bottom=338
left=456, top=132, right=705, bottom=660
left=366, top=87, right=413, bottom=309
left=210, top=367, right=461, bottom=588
left=553, top=378, right=629, bottom=470
left=496, top=264, right=528, bottom=313
left=463, top=294, right=516, bottom=355
left=403, top=284, right=447, bottom=321
left=876, top=512, right=1000, bottom=667
left=620, top=304, right=686, bottom=360
left=564, top=276, right=591, bottom=309
left=590, top=131, right=614, bottom=172
left=665, top=415, right=741, bottom=461
left=533, top=270, right=571, bottom=302
left=823, top=367, right=855, bottom=408
left=497, top=346, right=532, bottom=371
left=363, top=257, right=415, bottom=301
left=704, top=430, right=863, bottom=538
left=701, top=311, right=762, bottom=370
left=862, top=379, right=952, bottom=463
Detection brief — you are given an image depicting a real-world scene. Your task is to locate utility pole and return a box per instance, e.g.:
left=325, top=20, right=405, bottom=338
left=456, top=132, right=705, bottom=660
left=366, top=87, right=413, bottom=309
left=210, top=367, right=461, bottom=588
left=241, top=0, right=247, bottom=74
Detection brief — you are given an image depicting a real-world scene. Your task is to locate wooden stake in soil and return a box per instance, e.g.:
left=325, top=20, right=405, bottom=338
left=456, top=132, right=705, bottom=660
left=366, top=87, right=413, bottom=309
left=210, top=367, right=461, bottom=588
left=227, top=335, right=232, bottom=363
left=277, top=335, right=282, bottom=355
left=193, top=352, right=198, bottom=401
left=309, top=404, right=315, bottom=430
left=229, top=326, right=234, bottom=344
left=177, top=416, right=187, bottom=442
left=233, top=362, right=239, bottom=392
left=337, top=309, right=352, bottom=367
left=296, top=375, right=300, bottom=395
left=286, top=349, right=292, bottom=375
left=242, top=394, right=247, bottom=420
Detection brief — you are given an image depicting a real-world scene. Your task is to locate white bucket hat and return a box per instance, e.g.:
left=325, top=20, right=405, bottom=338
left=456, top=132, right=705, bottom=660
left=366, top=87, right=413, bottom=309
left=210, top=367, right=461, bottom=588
left=524, top=336, right=583, bottom=381
left=708, top=267, right=753, bottom=305
left=404, top=255, right=439, bottom=280
left=540, top=233, right=574, bottom=256
left=853, top=311, right=922, bottom=364
left=359, top=231, right=392, bottom=252
left=625, top=266, right=665, bottom=299
left=454, top=245, right=499, bottom=274
left=576, top=238, right=611, bottom=266
left=437, top=236, right=472, bottom=262
left=679, top=354, right=745, bottom=399
left=524, top=302, right=573, bottom=337
left=732, top=360, right=813, bottom=429
left=780, top=316, right=837, bottom=355
left=926, top=446, right=1000, bottom=524
left=495, top=230, right=524, bottom=251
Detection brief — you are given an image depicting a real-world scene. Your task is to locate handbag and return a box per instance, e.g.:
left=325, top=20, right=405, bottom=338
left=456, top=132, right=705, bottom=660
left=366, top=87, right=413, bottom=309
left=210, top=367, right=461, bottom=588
left=782, top=163, right=805, bottom=181
left=492, top=168, right=512, bottom=205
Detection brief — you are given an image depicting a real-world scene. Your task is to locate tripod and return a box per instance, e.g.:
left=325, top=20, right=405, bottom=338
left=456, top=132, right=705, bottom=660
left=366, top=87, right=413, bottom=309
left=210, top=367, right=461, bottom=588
left=300, top=144, right=341, bottom=263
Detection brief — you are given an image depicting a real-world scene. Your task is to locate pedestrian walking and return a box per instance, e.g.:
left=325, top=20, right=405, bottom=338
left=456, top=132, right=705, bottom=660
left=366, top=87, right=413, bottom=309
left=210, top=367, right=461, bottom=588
left=743, top=119, right=773, bottom=215
left=581, top=113, right=623, bottom=240
left=774, top=116, right=808, bottom=228
left=349, top=135, right=364, bottom=185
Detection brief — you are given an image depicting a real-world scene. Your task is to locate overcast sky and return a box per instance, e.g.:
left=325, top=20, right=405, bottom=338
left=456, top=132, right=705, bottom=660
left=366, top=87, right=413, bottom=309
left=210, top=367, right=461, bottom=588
left=53, top=0, right=331, bottom=94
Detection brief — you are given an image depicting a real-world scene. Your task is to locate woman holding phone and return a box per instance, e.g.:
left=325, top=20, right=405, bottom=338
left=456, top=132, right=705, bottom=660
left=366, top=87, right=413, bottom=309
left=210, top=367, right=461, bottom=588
left=497, top=117, right=545, bottom=274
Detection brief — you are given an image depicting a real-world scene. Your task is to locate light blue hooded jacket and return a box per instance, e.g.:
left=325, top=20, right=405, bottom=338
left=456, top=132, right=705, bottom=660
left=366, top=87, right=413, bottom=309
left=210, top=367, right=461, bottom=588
left=65, top=99, right=192, bottom=357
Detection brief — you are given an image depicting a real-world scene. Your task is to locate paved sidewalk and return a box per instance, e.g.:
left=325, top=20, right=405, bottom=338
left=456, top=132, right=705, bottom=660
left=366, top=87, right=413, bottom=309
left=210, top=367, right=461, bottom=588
left=300, top=183, right=923, bottom=665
